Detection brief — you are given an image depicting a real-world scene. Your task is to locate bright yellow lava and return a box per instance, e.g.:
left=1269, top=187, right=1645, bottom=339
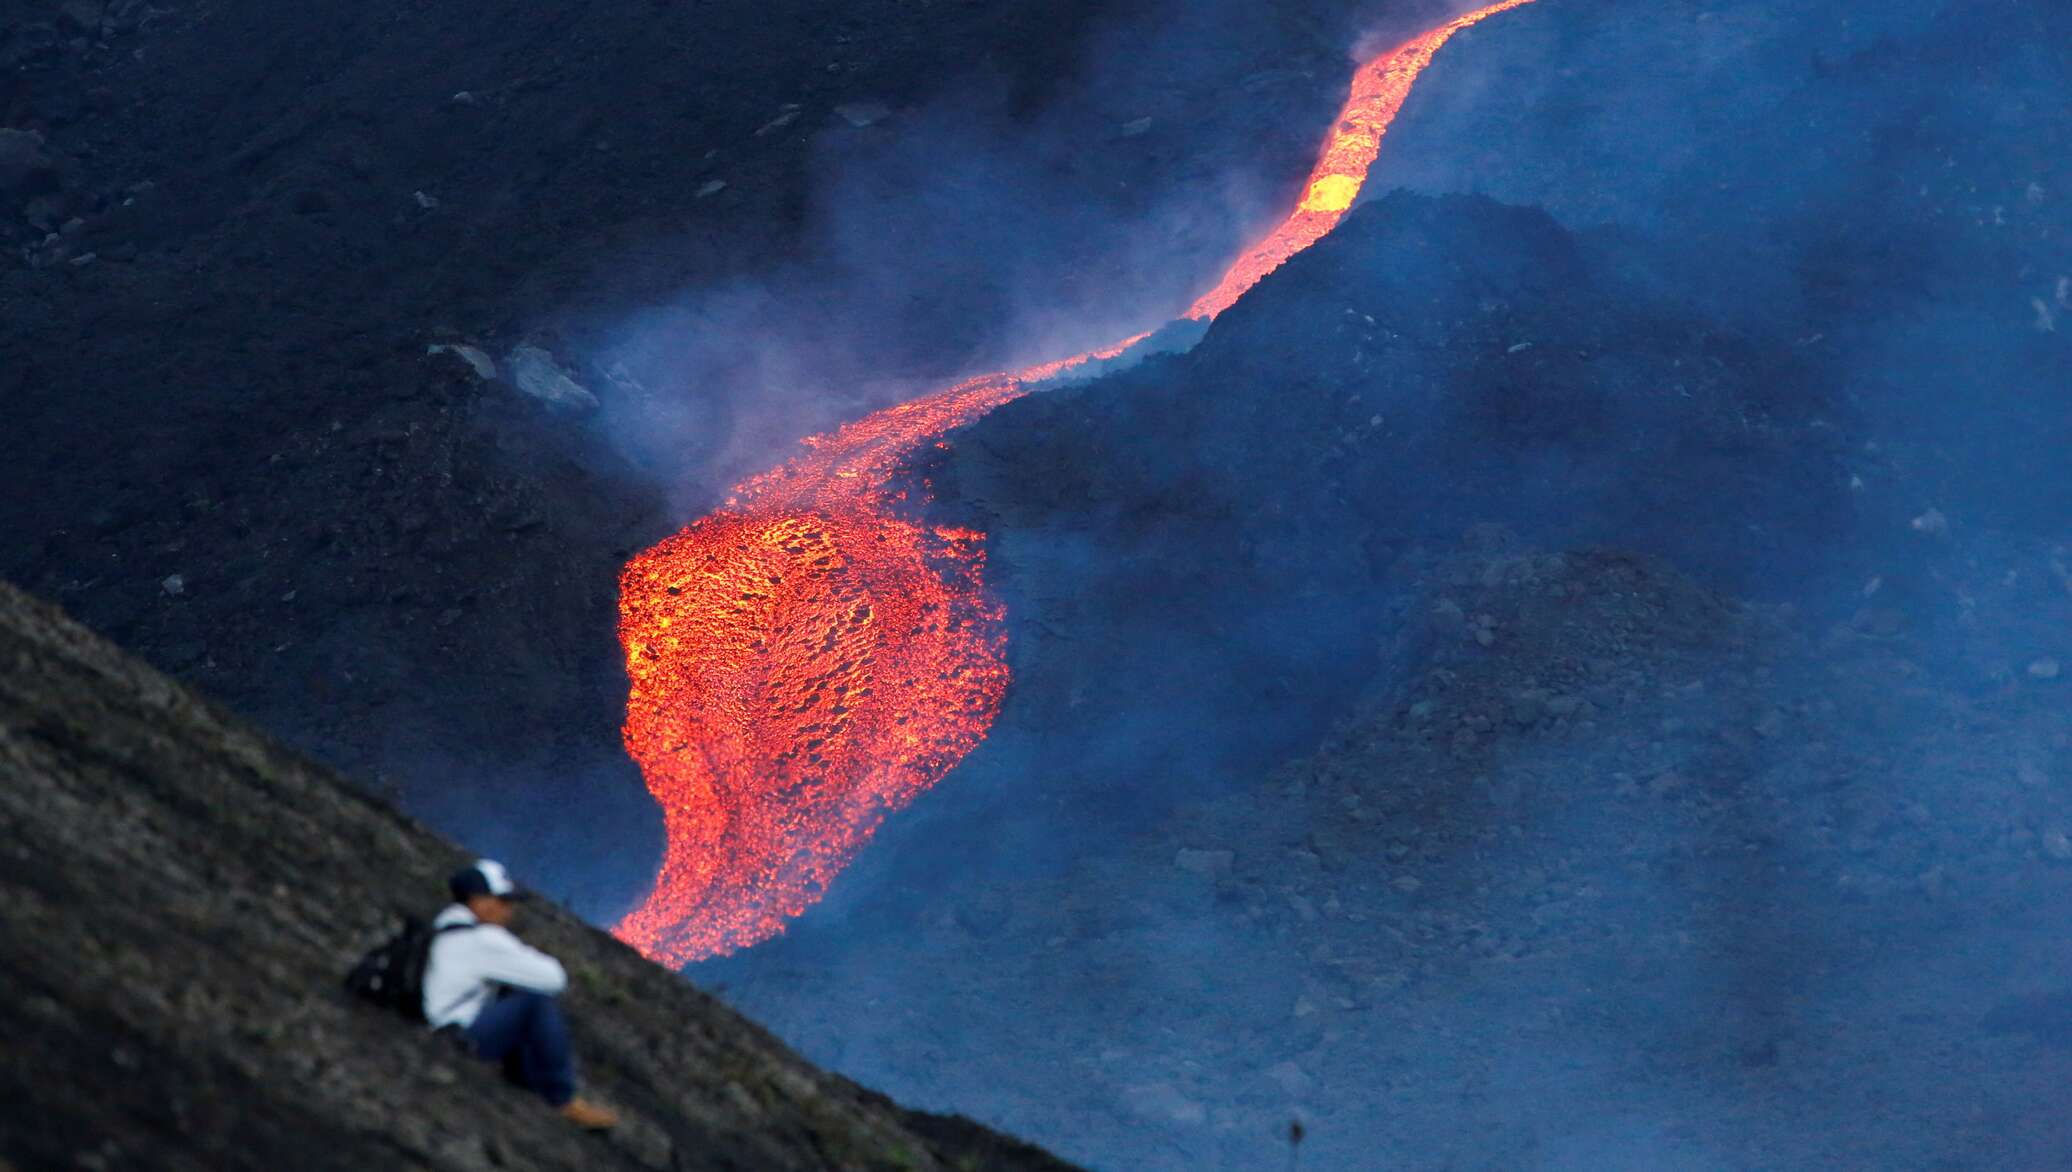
left=1300, top=173, right=1364, bottom=214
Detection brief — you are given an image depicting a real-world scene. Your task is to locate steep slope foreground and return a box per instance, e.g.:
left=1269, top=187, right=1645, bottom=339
left=0, top=580, right=1077, bottom=1172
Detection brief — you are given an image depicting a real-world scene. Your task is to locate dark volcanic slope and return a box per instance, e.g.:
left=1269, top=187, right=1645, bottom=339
left=0, top=0, right=1154, bottom=908
left=916, top=189, right=1850, bottom=842
left=0, top=0, right=1402, bottom=907
left=1377, top=0, right=2072, bottom=531
left=0, top=579, right=1078, bottom=1172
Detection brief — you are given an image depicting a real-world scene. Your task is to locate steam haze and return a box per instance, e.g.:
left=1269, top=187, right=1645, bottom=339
left=567, top=0, right=1435, bottom=505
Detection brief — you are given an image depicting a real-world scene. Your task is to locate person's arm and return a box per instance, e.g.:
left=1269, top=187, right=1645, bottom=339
left=469, top=926, right=569, bottom=995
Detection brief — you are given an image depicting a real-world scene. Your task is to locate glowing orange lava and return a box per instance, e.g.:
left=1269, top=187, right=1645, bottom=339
left=616, top=0, right=1539, bottom=966
left=1182, top=0, right=1542, bottom=322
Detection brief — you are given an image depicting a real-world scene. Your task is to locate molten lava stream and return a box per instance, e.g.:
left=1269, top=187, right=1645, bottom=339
left=616, top=0, right=1540, bottom=967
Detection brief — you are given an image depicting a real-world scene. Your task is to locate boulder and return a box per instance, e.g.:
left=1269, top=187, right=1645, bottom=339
left=507, top=344, right=600, bottom=413
left=58, top=0, right=104, bottom=33
left=426, top=343, right=497, bottom=381
left=0, top=129, right=55, bottom=194
left=834, top=102, right=890, bottom=129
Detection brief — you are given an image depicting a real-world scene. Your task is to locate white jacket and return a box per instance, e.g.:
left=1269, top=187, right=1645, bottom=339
left=421, top=903, right=568, bottom=1028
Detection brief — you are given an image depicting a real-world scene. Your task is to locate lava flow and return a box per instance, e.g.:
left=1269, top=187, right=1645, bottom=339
left=615, top=0, right=1539, bottom=967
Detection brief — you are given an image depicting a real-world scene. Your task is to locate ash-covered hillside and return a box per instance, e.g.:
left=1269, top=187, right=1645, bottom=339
left=0, top=579, right=1077, bottom=1172
left=691, top=2, right=2072, bottom=1168
left=705, top=186, right=2072, bottom=1167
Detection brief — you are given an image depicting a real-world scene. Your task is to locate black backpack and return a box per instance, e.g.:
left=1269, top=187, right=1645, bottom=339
left=344, top=916, right=474, bottom=1022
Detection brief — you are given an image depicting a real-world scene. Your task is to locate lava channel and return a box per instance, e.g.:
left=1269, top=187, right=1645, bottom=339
left=616, top=0, right=1540, bottom=967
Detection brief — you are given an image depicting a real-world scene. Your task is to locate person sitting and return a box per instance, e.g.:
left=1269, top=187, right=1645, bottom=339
left=422, top=858, right=619, bottom=1130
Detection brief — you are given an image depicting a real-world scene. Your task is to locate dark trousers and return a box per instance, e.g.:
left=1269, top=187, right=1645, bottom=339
left=463, top=990, right=576, bottom=1107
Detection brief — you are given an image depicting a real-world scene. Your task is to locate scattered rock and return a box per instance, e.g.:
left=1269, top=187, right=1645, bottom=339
left=426, top=343, right=497, bottom=380
left=1122, top=1081, right=1205, bottom=1126
left=1174, top=847, right=1234, bottom=877
left=2043, top=827, right=2072, bottom=862
left=99, top=0, right=161, bottom=33
left=59, top=0, right=105, bottom=32
left=1264, top=1060, right=1311, bottom=1100
left=160, top=574, right=185, bottom=597
left=1910, top=508, right=1949, bottom=537
left=412, top=190, right=439, bottom=209
left=506, top=345, right=600, bottom=413
left=0, top=129, right=55, bottom=194
left=2029, top=658, right=2061, bottom=681
left=1917, top=866, right=1947, bottom=897
left=833, top=102, right=890, bottom=128
left=24, top=194, right=66, bottom=232
left=755, top=107, right=803, bottom=137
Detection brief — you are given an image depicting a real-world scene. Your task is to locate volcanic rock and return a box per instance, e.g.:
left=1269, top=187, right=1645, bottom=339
left=0, top=129, right=54, bottom=194
left=1264, top=1061, right=1311, bottom=1099
left=1121, top=1082, right=1204, bottom=1126
left=58, top=0, right=105, bottom=33
left=427, top=343, right=497, bottom=381
left=507, top=344, right=601, bottom=413
left=834, top=102, right=890, bottom=128
left=2043, top=828, right=2072, bottom=862
left=756, top=107, right=804, bottom=136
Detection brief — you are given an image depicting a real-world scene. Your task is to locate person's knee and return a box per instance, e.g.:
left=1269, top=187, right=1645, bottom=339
left=506, top=990, right=570, bottom=1041
left=503, top=989, right=555, bottom=1022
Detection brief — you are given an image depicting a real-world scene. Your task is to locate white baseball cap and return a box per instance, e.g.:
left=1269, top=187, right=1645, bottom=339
left=448, top=858, right=530, bottom=902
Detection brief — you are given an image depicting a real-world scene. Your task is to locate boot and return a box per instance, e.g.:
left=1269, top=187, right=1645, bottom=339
left=559, top=1097, right=620, bottom=1131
